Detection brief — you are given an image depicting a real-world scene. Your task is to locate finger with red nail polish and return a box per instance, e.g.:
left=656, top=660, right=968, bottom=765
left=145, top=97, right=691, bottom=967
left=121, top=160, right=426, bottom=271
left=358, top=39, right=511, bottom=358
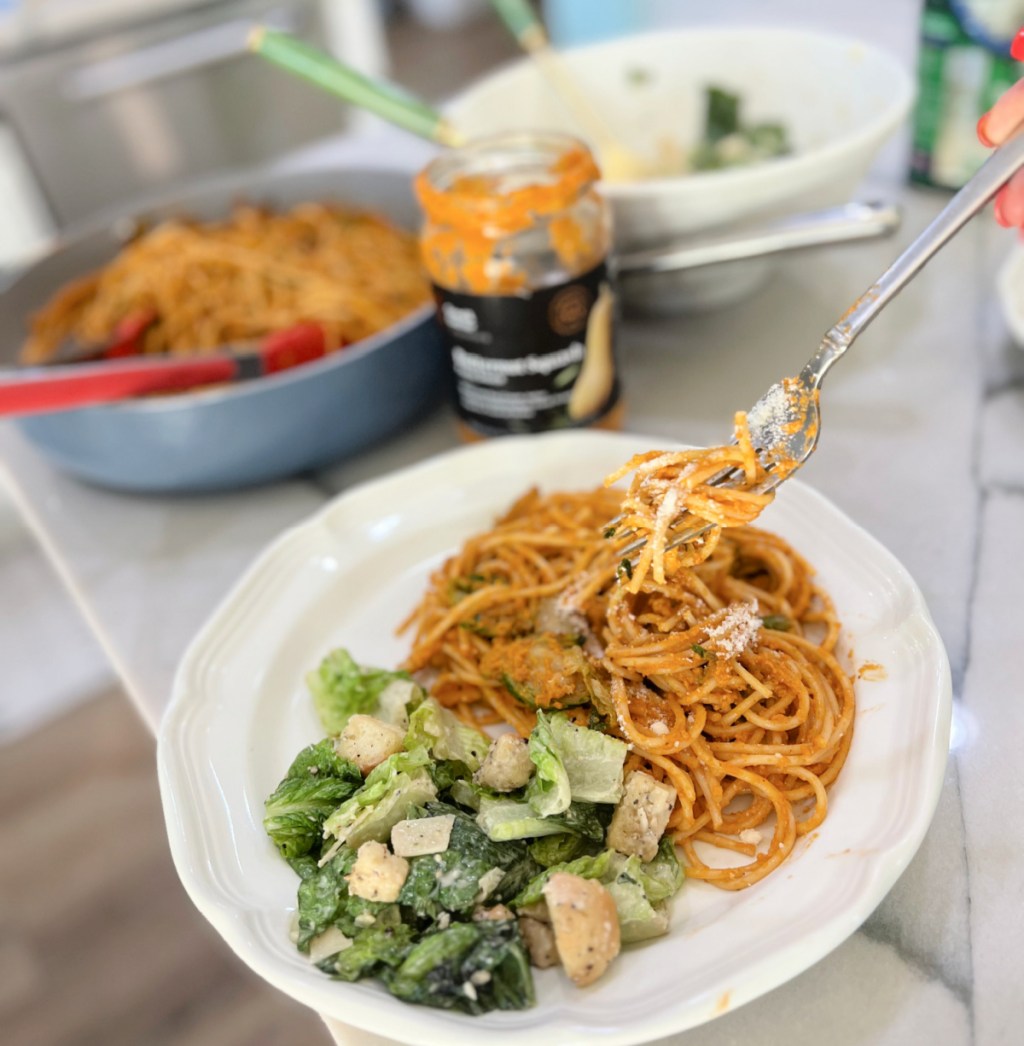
left=979, top=77, right=1024, bottom=145
left=996, top=171, right=1024, bottom=227
left=994, top=188, right=1011, bottom=227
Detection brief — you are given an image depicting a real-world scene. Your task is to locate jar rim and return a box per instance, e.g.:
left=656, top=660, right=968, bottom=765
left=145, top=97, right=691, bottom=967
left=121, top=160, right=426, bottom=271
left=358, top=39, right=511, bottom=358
left=415, top=131, right=600, bottom=229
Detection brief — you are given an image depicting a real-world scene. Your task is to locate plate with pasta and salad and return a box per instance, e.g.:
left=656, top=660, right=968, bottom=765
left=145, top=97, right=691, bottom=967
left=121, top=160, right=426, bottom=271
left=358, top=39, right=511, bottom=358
left=157, top=429, right=951, bottom=1045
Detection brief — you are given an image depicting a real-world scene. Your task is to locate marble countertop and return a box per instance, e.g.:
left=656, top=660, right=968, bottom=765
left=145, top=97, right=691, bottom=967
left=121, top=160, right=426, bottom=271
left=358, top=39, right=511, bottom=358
left=2, top=179, right=1021, bottom=1046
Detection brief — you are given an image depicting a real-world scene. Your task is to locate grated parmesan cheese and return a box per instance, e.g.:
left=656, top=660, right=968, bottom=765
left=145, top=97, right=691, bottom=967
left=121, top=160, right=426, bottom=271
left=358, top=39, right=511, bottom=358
left=747, top=381, right=792, bottom=451
left=705, top=601, right=762, bottom=659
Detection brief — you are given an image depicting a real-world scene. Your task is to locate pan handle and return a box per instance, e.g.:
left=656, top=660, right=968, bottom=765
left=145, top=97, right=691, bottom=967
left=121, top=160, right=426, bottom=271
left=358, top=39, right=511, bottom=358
left=612, top=201, right=901, bottom=278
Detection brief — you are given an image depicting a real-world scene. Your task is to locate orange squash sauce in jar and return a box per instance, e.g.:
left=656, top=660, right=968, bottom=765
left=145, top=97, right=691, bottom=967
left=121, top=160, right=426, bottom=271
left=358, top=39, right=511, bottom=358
left=415, top=133, right=623, bottom=439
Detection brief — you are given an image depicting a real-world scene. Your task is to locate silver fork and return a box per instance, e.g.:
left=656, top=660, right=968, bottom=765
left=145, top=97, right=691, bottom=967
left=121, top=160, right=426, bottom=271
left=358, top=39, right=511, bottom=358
left=619, top=131, right=1024, bottom=560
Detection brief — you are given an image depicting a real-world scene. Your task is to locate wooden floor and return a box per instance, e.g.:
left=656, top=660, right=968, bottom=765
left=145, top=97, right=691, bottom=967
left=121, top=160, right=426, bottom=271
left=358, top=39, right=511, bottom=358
left=0, top=690, right=328, bottom=1046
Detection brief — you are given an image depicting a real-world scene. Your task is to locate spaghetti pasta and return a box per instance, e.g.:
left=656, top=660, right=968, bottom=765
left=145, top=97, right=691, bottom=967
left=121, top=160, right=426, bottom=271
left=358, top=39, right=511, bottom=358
left=21, top=203, right=431, bottom=363
left=401, top=440, right=854, bottom=891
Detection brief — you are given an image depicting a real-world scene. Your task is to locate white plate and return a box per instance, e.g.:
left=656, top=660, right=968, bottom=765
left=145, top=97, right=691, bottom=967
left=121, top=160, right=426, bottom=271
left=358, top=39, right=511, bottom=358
left=158, top=431, right=951, bottom=1046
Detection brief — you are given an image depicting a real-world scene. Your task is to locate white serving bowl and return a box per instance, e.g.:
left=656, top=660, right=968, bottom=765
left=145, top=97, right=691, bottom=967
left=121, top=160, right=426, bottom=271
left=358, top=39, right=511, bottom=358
left=447, top=26, right=913, bottom=311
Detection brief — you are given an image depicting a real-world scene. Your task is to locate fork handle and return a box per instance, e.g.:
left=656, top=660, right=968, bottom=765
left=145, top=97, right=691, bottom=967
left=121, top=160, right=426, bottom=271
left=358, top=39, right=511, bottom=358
left=807, top=131, right=1024, bottom=384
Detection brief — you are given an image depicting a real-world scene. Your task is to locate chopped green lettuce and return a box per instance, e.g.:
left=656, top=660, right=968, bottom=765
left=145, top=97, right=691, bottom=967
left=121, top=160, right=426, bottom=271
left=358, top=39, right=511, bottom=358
left=603, top=840, right=683, bottom=942
left=528, top=832, right=590, bottom=867
left=384, top=919, right=534, bottom=1014
left=510, top=849, right=615, bottom=908
left=477, top=795, right=607, bottom=843
left=263, top=740, right=363, bottom=860
left=405, top=697, right=489, bottom=771
left=477, top=797, right=562, bottom=841
left=376, top=678, right=421, bottom=729
left=526, top=712, right=626, bottom=816
left=307, top=648, right=415, bottom=735
left=524, top=712, right=570, bottom=817
left=447, top=777, right=491, bottom=811
left=295, top=851, right=354, bottom=950
left=621, top=838, right=685, bottom=905
left=548, top=712, right=627, bottom=804
left=322, top=748, right=437, bottom=852
left=428, top=759, right=475, bottom=794
left=325, top=924, right=415, bottom=981
left=604, top=878, right=669, bottom=943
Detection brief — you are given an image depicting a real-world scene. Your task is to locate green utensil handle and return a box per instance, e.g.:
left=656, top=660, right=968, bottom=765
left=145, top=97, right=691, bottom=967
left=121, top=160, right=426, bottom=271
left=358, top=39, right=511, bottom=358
left=250, top=27, right=462, bottom=146
left=489, top=0, right=547, bottom=46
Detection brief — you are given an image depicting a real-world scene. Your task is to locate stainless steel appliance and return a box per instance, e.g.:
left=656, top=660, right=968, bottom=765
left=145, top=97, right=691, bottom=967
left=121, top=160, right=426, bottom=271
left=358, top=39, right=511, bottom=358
left=0, top=0, right=377, bottom=232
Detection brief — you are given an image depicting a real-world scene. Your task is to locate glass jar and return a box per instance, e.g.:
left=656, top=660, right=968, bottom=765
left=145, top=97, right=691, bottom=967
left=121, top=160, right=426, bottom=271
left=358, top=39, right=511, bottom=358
left=415, top=132, right=623, bottom=439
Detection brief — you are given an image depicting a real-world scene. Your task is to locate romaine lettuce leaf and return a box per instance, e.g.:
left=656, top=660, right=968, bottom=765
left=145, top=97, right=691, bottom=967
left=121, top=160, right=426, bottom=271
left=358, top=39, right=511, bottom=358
left=510, top=849, right=614, bottom=908
left=524, top=712, right=570, bottom=817
left=477, top=798, right=567, bottom=841
left=548, top=712, right=627, bottom=804
left=322, top=748, right=437, bottom=852
left=376, top=678, right=421, bottom=729
left=405, top=697, right=489, bottom=771
left=477, top=796, right=606, bottom=843
left=603, top=840, right=683, bottom=942
left=307, top=648, right=415, bottom=735
left=447, top=776, right=499, bottom=812
left=384, top=919, right=534, bottom=1014
left=525, top=712, right=626, bottom=816
left=528, top=832, right=592, bottom=867
left=294, top=849, right=355, bottom=949
left=263, top=739, right=363, bottom=860
left=324, top=924, right=415, bottom=981
left=604, top=878, right=669, bottom=943
left=626, top=837, right=685, bottom=905
left=428, top=758, right=476, bottom=794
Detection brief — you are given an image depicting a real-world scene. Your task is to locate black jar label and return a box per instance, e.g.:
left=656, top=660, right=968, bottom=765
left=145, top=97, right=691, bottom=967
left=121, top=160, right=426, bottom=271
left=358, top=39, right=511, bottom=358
left=432, top=261, right=619, bottom=436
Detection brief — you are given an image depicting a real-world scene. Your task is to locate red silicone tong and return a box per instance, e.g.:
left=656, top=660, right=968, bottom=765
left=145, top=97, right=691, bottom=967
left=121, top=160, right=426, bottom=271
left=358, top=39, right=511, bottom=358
left=0, top=323, right=329, bottom=417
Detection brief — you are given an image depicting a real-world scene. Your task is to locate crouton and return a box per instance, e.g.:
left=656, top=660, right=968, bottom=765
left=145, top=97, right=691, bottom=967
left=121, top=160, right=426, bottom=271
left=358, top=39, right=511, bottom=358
left=518, top=915, right=560, bottom=969
left=335, top=714, right=405, bottom=774
left=542, top=873, right=620, bottom=986
left=474, top=733, right=534, bottom=792
left=606, top=770, right=676, bottom=862
left=345, top=840, right=409, bottom=902
left=472, top=903, right=515, bottom=922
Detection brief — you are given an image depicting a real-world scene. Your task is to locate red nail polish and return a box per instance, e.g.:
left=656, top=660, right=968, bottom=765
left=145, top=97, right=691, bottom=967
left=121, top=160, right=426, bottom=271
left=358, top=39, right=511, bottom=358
left=1012, top=28, right=1024, bottom=61
left=978, top=115, right=994, bottom=147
